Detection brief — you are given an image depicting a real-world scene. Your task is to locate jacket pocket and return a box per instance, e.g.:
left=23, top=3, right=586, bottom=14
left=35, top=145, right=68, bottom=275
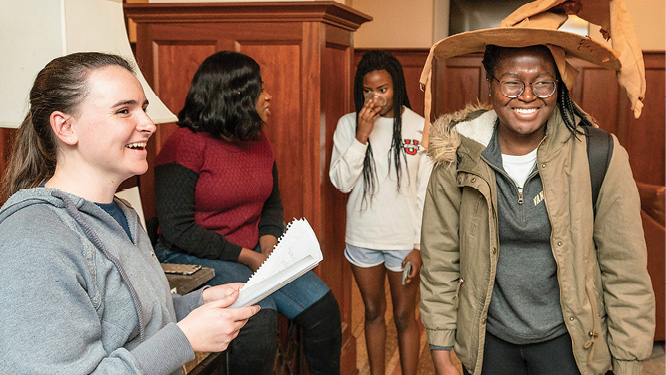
left=460, top=189, right=484, bottom=237
left=454, top=278, right=465, bottom=309
left=584, top=279, right=611, bottom=371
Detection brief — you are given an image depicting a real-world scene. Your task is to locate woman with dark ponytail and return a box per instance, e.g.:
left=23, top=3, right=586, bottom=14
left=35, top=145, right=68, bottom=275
left=0, top=52, right=258, bottom=374
left=329, top=50, right=433, bottom=375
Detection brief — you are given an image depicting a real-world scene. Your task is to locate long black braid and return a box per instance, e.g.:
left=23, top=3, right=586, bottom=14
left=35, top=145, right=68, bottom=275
left=557, top=80, right=593, bottom=135
left=482, top=44, right=593, bottom=137
left=353, top=50, right=412, bottom=208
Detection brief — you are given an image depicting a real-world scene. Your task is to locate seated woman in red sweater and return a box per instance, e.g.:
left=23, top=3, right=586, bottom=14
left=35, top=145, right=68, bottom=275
left=154, top=51, right=341, bottom=375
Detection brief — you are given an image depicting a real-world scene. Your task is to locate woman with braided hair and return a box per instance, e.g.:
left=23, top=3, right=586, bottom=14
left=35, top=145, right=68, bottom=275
left=329, top=50, right=433, bottom=375
left=482, top=44, right=596, bottom=136
left=419, top=2, right=655, bottom=374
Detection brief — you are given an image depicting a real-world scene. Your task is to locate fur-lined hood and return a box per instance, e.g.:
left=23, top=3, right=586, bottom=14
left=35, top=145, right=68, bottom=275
left=426, top=101, right=600, bottom=167
left=426, top=102, right=495, bottom=166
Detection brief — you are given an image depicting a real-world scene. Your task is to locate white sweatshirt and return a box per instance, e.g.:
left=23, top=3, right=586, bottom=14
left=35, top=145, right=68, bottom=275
left=329, top=107, right=433, bottom=250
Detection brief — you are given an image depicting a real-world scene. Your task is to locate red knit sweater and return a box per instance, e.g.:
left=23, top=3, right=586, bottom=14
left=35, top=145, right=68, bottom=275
left=155, top=127, right=283, bottom=260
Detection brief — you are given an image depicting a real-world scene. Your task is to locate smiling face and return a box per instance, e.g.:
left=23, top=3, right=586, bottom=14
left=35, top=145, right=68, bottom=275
left=362, top=69, right=395, bottom=118
left=489, top=46, right=558, bottom=152
left=69, top=65, right=156, bottom=182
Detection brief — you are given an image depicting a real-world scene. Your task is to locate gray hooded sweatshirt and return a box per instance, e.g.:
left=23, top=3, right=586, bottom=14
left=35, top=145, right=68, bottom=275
left=0, top=188, right=202, bottom=374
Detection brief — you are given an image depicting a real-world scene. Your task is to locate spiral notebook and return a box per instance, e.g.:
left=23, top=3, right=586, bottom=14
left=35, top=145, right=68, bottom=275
left=229, top=218, right=323, bottom=308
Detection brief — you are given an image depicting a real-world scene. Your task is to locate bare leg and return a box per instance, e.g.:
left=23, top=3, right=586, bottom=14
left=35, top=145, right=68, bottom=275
left=351, top=264, right=387, bottom=375
left=387, top=269, right=421, bottom=375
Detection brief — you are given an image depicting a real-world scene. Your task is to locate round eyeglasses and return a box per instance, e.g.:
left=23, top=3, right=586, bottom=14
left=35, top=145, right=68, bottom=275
left=490, top=76, right=558, bottom=98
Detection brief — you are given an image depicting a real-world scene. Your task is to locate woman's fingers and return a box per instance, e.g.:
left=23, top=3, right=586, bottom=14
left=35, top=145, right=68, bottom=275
left=207, top=299, right=260, bottom=320
left=179, top=303, right=260, bottom=352
left=360, top=99, right=381, bottom=117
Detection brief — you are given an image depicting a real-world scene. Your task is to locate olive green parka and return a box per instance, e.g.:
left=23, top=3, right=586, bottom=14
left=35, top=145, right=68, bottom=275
left=419, top=104, right=655, bottom=375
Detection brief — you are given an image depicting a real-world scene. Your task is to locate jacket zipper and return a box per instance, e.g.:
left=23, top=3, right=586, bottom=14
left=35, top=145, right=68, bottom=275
left=481, top=155, right=534, bottom=206
left=535, top=138, right=587, bottom=370
left=460, top=159, right=498, bottom=375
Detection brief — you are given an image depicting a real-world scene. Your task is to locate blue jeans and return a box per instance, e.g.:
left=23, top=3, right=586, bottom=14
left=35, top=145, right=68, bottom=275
left=154, top=243, right=330, bottom=319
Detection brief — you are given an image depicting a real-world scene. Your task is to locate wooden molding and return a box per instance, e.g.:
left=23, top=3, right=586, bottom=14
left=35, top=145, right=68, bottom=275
left=124, top=1, right=372, bottom=31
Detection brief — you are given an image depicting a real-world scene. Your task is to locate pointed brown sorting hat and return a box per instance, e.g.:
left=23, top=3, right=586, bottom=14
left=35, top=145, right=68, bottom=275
left=420, top=0, right=646, bottom=147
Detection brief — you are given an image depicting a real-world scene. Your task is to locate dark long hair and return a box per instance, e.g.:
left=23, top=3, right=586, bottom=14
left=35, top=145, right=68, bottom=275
left=482, top=44, right=593, bottom=135
left=178, top=51, right=264, bottom=141
left=3, top=52, right=134, bottom=200
left=353, top=50, right=411, bottom=206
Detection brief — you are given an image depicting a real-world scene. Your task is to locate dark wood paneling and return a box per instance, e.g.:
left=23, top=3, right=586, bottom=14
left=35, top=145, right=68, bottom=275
left=577, top=65, right=622, bottom=136
left=243, top=43, right=304, bottom=219
left=393, top=50, right=430, bottom=118
left=354, top=49, right=429, bottom=117
left=125, top=3, right=370, bottom=373
left=139, top=43, right=215, bottom=218
left=624, top=54, right=665, bottom=186
left=0, top=128, right=15, bottom=180
left=430, top=54, right=491, bottom=119
left=563, top=53, right=666, bottom=188
left=155, top=44, right=216, bottom=120
left=321, top=41, right=357, bottom=375
left=441, top=65, right=486, bottom=115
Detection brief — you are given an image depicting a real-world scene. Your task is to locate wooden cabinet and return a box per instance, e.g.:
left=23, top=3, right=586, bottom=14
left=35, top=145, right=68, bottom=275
left=124, top=3, right=371, bottom=374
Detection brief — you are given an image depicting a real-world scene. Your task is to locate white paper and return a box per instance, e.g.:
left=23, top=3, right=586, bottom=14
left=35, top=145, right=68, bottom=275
left=230, top=218, right=323, bottom=308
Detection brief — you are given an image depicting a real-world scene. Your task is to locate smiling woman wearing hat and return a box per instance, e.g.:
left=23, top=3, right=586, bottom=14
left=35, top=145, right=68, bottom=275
left=418, top=1, right=655, bottom=375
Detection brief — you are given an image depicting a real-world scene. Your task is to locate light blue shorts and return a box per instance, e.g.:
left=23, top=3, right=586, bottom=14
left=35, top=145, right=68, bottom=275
left=344, top=244, right=412, bottom=272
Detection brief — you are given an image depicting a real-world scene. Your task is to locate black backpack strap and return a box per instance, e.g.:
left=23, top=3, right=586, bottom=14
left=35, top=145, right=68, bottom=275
left=583, top=126, right=614, bottom=216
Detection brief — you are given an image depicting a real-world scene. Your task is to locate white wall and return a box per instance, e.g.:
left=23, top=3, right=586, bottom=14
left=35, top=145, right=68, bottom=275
left=350, top=0, right=436, bottom=48
left=148, top=0, right=346, bottom=2
left=590, top=0, right=665, bottom=51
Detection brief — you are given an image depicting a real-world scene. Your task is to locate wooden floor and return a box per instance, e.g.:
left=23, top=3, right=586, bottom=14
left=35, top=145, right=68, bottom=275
left=351, top=277, right=462, bottom=375
left=351, top=277, right=665, bottom=375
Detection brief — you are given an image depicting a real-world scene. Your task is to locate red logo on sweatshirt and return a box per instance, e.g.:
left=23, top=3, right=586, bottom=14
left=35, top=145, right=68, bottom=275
left=404, top=139, right=419, bottom=155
